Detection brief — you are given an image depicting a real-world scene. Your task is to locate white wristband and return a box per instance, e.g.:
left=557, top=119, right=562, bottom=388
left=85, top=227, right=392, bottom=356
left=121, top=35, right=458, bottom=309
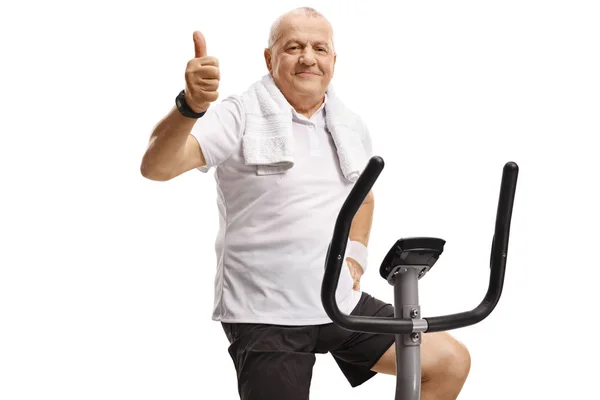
left=346, top=240, right=368, bottom=273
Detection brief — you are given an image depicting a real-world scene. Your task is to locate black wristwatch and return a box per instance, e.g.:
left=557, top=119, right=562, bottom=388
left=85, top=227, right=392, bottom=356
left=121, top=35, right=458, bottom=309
left=175, top=90, right=206, bottom=118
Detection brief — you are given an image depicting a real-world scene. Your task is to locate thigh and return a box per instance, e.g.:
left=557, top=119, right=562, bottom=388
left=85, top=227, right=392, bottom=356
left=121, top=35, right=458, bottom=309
left=319, top=292, right=396, bottom=387
left=222, top=322, right=318, bottom=400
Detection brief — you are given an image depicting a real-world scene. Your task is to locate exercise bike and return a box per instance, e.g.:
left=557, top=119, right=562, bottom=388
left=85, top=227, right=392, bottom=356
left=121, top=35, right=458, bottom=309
left=321, top=156, right=518, bottom=400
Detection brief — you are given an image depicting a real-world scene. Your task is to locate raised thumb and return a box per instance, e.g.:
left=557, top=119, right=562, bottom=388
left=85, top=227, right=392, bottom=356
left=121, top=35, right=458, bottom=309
left=193, top=31, right=207, bottom=58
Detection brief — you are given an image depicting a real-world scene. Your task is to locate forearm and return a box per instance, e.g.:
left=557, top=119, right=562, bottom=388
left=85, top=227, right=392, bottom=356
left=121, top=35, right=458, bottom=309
left=140, top=106, right=199, bottom=180
left=349, top=190, right=374, bottom=247
left=345, top=190, right=374, bottom=285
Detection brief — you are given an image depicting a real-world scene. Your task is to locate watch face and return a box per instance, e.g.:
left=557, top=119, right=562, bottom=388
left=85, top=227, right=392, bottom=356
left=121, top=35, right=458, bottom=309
left=176, top=93, right=189, bottom=115
left=176, top=91, right=203, bottom=118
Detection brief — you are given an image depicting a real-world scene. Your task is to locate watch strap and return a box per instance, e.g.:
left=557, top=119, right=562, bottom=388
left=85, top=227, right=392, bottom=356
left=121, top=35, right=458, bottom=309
left=175, top=90, right=206, bottom=118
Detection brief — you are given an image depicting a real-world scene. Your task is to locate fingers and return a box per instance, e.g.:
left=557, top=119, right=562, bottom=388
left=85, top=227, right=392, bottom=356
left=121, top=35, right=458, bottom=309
left=195, top=78, right=219, bottom=91
left=193, top=31, right=207, bottom=58
left=197, top=65, right=220, bottom=80
left=186, top=67, right=220, bottom=89
left=201, top=90, right=219, bottom=103
left=188, top=56, right=219, bottom=68
left=187, top=57, right=219, bottom=69
left=198, top=56, right=218, bottom=67
left=346, top=258, right=362, bottom=291
left=186, top=59, right=220, bottom=77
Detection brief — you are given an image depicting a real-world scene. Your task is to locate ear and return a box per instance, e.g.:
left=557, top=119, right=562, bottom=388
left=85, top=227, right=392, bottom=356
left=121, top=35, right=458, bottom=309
left=264, top=48, right=273, bottom=73
left=331, top=53, right=337, bottom=74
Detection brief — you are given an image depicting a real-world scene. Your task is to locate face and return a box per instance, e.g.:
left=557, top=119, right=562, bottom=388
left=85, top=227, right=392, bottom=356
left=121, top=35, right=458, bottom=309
left=264, top=14, right=336, bottom=102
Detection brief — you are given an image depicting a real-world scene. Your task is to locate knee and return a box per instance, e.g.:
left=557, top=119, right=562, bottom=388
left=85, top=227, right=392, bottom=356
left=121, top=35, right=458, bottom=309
left=447, top=338, right=471, bottom=382
left=426, top=334, right=471, bottom=383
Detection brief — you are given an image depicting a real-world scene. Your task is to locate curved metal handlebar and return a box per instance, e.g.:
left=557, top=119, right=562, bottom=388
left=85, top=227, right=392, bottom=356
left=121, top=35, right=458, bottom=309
left=321, top=156, right=519, bottom=334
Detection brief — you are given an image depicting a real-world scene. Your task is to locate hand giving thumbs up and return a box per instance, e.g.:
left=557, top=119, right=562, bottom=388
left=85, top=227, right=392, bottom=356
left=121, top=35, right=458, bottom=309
left=184, top=31, right=220, bottom=113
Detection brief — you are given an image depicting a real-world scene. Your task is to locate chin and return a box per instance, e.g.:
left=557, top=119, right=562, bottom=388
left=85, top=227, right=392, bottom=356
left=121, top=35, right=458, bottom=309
left=295, top=85, right=323, bottom=95
left=294, top=77, right=322, bottom=86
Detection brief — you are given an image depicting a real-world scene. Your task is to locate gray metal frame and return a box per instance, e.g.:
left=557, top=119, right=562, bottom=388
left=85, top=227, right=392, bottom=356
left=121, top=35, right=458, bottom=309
left=393, top=265, right=425, bottom=400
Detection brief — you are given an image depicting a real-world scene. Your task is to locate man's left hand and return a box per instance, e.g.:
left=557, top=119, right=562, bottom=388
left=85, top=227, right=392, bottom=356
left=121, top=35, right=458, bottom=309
left=346, top=258, right=363, bottom=291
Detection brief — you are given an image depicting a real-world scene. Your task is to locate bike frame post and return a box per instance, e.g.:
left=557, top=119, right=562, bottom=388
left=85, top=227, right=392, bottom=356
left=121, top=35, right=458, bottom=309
left=393, top=265, right=426, bottom=400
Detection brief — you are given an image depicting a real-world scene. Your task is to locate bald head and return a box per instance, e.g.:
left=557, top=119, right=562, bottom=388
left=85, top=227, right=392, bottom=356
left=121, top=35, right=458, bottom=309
left=267, top=7, right=335, bottom=53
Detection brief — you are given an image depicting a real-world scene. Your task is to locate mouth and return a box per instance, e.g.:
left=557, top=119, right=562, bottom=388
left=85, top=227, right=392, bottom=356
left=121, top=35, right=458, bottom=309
left=296, top=71, right=320, bottom=76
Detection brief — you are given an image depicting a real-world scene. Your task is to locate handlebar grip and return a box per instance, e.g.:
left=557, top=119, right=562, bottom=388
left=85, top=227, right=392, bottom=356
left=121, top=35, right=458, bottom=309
left=425, top=161, right=519, bottom=331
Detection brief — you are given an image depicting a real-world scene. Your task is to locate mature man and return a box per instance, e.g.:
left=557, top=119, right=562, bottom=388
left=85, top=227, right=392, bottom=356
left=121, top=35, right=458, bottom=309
left=140, top=7, right=471, bottom=400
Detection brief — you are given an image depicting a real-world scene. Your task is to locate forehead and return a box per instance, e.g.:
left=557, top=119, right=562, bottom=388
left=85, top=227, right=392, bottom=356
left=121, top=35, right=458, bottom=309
left=274, top=14, right=333, bottom=45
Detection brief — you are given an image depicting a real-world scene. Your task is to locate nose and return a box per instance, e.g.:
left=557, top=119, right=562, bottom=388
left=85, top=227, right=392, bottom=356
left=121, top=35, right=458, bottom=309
left=299, top=48, right=317, bottom=66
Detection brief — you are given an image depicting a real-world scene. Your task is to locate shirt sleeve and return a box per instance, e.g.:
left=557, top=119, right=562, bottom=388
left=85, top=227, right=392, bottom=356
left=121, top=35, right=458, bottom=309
left=189, top=94, right=245, bottom=173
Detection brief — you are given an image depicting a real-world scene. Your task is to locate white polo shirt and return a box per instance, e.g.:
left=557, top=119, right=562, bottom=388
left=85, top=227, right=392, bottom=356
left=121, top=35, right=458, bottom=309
left=190, top=91, right=369, bottom=325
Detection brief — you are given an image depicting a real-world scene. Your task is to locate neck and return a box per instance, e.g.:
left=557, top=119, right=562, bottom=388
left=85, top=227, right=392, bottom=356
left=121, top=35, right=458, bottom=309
left=288, top=94, right=325, bottom=118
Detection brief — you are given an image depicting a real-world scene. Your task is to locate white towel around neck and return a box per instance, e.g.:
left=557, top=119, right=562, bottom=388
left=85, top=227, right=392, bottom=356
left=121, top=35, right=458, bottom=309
left=240, top=74, right=370, bottom=182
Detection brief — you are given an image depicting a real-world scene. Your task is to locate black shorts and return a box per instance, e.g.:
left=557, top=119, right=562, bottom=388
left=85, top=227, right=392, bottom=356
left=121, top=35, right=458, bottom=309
left=221, top=292, right=396, bottom=400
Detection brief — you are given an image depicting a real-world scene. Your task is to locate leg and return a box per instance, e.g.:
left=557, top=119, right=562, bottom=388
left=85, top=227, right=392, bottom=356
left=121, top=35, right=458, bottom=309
left=320, top=292, right=398, bottom=388
left=323, top=292, right=470, bottom=399
left=221, top=322, right=317, bottom=400
left=372, top=331, right=471, bottom=400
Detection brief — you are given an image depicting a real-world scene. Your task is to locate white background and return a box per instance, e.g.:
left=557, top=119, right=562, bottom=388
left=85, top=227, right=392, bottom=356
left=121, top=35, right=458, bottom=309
left=1, top=0, right=599, bottom=399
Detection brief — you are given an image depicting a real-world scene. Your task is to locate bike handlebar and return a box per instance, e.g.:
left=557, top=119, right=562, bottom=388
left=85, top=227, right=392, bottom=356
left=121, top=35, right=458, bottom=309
left=321, top=156, right=519, bottom=334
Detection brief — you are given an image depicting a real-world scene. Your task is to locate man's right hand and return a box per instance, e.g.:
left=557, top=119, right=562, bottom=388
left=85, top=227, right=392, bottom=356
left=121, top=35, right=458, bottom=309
left=184, top=31, right=220, bottom=113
